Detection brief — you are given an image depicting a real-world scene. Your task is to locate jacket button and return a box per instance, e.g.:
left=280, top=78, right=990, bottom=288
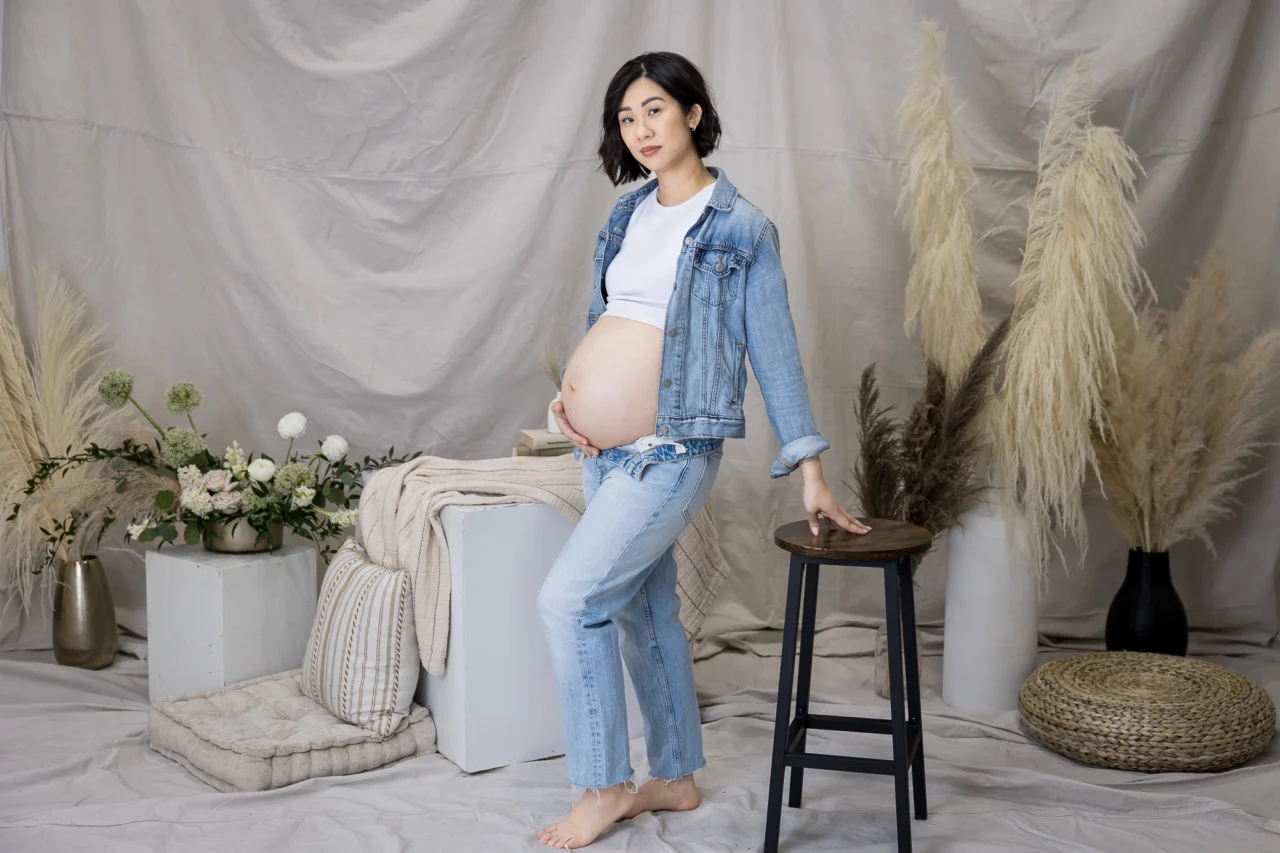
left=663, top=379, right=672, bottom=387
left=661, top=426, right=670, bottom=435
left=715, top=259, right=724, bottom=273
left=667, top=328, right=677, bottom=336
left=684, top=237, right=692, bottom=245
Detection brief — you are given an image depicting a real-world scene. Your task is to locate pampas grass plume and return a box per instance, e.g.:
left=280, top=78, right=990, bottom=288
left=897, top=20, right=985, bottom=386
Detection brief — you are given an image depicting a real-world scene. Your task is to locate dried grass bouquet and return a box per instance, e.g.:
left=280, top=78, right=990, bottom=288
left=1093, top=250, right=1280, bottom=553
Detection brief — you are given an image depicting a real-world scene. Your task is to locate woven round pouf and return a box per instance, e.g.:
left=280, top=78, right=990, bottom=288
left=1018, top=652, right=1276, bottom=773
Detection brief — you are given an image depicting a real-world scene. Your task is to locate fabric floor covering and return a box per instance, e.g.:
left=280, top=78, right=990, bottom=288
left=2, top=630, right=1279, bottom=852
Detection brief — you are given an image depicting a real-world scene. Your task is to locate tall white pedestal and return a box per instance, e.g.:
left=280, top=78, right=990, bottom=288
left=145, top=545, right=317, bottom=702
left=419, top=503, right=644, bottom=773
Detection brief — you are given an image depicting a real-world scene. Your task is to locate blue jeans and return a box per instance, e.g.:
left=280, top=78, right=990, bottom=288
left=537, top=439, right=723, bottom=789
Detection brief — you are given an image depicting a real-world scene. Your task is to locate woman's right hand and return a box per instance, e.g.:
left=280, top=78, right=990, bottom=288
left=552, top=401, right=599, bottom=458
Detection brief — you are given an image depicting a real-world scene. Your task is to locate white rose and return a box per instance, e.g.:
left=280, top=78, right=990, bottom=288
left=248, top=458, right=277, bottom=482
left=203, top=469, right=233, bottom=492
left=277, top=412, right=307, bottom=440
left=321, top=434, right=349, bottom=462
left=292, top=485, right=316, bottom=508
left=211, top=490, right=241, bottom=513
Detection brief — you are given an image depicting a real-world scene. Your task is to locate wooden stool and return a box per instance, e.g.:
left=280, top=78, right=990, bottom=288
left=764, top=519, right=933, bottom=853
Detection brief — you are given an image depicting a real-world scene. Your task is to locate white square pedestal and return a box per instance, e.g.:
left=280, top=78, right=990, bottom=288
left=418, top=503, right=645, bottom=773
left=145, top=544, right=317, bottom=702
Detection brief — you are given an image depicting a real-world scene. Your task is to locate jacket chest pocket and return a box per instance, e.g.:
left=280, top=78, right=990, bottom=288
left=692, top=249, right=743, bottom=306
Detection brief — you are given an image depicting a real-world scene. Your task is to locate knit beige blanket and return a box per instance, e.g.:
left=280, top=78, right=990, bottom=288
left=356, top=454, right=731, bottom=675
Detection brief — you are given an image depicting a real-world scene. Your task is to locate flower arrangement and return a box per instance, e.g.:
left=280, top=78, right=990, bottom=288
left=8, top=370, right=420, bottom=569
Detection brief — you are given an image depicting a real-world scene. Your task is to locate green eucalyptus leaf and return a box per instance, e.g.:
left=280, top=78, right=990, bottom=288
left=155, top=490, right=175, bottom=509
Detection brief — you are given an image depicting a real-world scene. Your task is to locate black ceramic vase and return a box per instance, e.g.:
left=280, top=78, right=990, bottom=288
left=1104, top=549, right=1188, bottom=656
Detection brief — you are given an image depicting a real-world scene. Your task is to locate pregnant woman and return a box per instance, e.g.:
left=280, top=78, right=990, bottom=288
left=537, top=52, right=868, bottom=850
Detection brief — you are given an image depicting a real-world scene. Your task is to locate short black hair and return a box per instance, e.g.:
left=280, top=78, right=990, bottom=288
left=597, top=51, right=722, bottom=187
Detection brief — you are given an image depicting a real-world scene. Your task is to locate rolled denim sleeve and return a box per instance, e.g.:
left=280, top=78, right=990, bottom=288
left=743, top=220, right=830, bottom=479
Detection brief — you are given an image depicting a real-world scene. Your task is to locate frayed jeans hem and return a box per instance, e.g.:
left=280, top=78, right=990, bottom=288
left=567, top=769, right=639, bottom=792
left=647, top=757, right=706, bottom=784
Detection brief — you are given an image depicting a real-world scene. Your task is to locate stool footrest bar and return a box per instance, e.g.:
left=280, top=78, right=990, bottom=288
left=784, top=724, right=923, bottom=766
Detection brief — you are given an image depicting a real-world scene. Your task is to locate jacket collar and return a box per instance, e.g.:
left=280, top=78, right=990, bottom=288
left=616, top=165, right=737, bottom=212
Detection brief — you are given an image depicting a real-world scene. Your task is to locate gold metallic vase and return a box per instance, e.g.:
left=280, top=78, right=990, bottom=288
left=53, top=555, right=118, bottom=669
left=202, top=519, right=283, bottom=553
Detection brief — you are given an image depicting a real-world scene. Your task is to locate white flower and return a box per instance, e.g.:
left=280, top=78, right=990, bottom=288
left=203, top=469, right=233, bottom=493
left=180, top=487, right=214, bottom=517
left=247, top=458, right=276, bottom=482
left=224, top=441, right=248, bottom=478
left=331, top=508, right=359, bottom=528
left=177, top=465, right=204, bottom=490
left=126, top=521, right=150, bottom=540
left=321, top=434, right=349, bottom=462
left=277, top=412, right=307, bottom=440
left=292, top=485, right=316, bottom=508
left=211, top=490, right=241, bottom=513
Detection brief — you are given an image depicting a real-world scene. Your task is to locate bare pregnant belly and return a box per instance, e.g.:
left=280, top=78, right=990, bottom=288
left=560, top=316, right=664, bottom=450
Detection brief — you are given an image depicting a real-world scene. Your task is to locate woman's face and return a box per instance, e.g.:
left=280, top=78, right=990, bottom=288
left=616, top=77, right=701, bottom=174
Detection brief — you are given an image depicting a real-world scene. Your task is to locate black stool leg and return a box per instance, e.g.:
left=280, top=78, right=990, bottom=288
left=764, top=556, right=805, bottom=853
left=788, top=562, right=820, bottom=808
left=897, top=556, right=928, bottom=820
left=883, top=561, right=912, bottom=853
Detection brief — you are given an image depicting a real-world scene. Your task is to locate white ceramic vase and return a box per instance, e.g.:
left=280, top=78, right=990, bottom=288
left=547, top=391, right=562, bottom=433
left=941, top=493, right=1038, bottom=712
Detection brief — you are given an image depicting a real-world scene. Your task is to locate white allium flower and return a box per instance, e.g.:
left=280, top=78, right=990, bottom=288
left=331, top=508, right=359, bottom=528
left=211, top=490, right=241, bottom=513
left=203, top=469, right=234, bottom=493
left=321, top=434, right=349, bottom=462
left=292, top=485, right=316, bottom=508
left=248, top=458, right=277, bottom=482
left=126, top=521, right=150, bottom=540
left=177, top=465, right=204, bottom=490
left=180, top=487, right=214, bottom=517
left=277, top=412, right=307, bottom=440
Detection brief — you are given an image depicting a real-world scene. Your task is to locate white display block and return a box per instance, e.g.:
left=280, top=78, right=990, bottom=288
left=418, top=503, right=644, bottom=773
left=145, top=544, right=317, bottom=702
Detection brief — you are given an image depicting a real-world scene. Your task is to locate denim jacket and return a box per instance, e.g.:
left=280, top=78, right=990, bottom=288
left=566, top=166, right=829, bottom=479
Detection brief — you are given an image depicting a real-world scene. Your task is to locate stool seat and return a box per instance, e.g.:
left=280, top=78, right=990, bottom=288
left=773, top=519, right=933, bottom=561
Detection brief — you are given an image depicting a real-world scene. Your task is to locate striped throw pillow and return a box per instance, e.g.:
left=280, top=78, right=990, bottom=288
left=301, top=537, right=418, bottom=738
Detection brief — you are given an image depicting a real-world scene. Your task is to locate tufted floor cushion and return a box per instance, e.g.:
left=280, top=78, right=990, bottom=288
left=149, top=669, right=436, bottom=792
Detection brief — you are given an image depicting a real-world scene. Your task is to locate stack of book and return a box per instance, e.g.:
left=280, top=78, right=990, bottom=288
left=513, top=428, right=575, bottom=457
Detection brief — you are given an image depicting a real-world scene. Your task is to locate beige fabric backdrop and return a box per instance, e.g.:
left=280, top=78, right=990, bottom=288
left=2, top=0, right=1278, bottom=652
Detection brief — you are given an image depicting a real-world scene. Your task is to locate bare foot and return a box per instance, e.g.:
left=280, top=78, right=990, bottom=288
left=622, top=775, right=701, bottom=820
left=537, top=783, right=635, bottom=849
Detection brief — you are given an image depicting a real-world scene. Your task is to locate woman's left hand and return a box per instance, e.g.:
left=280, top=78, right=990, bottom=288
left=799, top=459, right=870, bottom=536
